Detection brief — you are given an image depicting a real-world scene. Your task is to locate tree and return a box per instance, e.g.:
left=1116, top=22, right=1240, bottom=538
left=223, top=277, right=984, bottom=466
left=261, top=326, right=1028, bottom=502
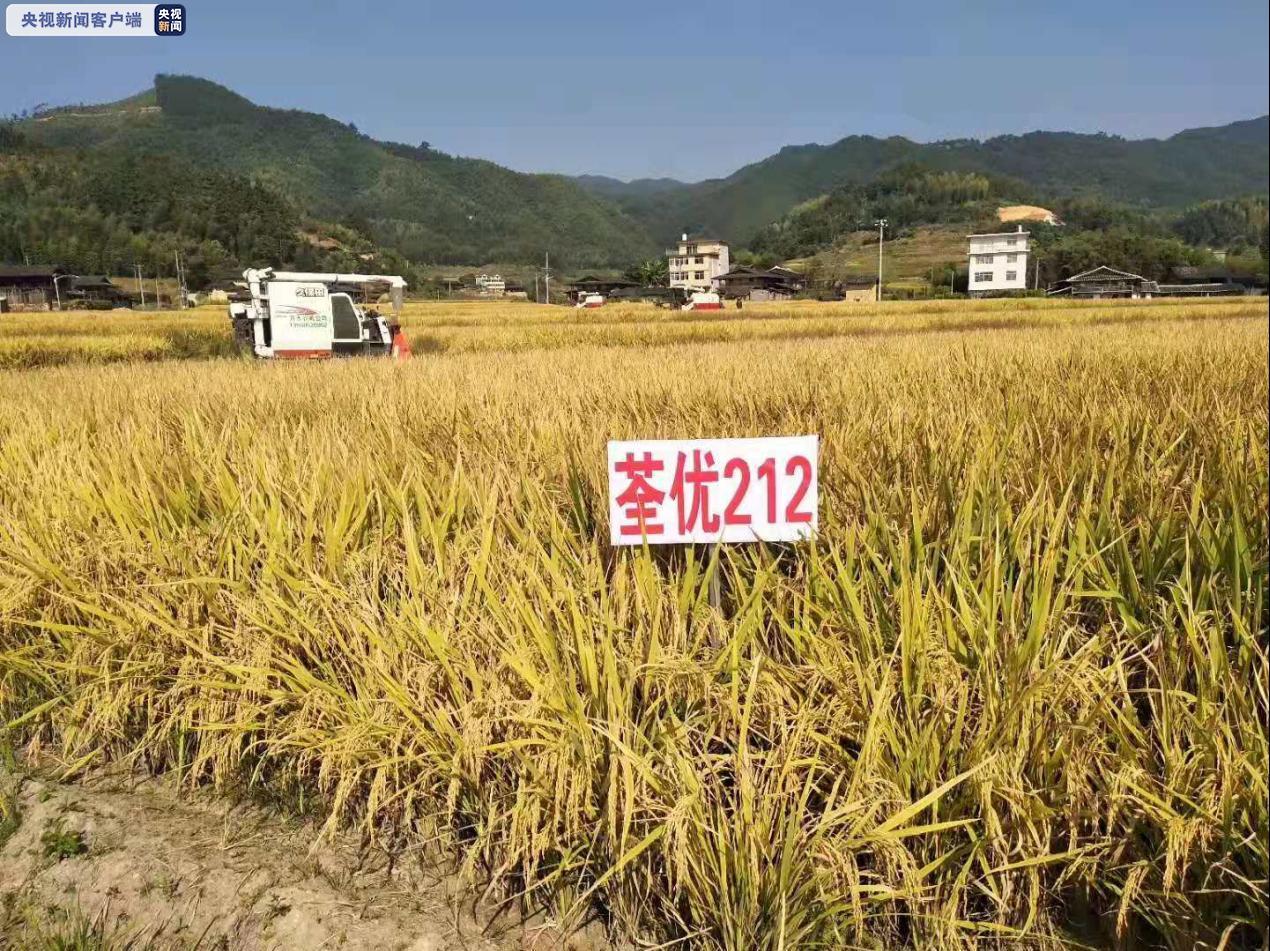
left=0, top=121, right=25, bottom=151
left=624, top=258, right=668, bottom=286
left=1172, top=197, right=1268, bottom=250
left=1032, top=227, right=1207, bottom=283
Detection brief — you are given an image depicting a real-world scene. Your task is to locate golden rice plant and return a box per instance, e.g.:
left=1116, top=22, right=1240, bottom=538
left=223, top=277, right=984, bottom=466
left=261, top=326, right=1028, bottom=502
left=0, top=303, right=1265, bottom=948
left=0, top=308, right=235, bottom=368
left=2, top=296, right=1263, bottom=367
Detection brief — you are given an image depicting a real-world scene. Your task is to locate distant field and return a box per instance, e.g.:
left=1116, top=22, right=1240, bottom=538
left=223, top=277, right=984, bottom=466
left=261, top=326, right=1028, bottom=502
left=1, top=295, right=1263, bottom=368
left=1, top=297, right=1266, bottom=948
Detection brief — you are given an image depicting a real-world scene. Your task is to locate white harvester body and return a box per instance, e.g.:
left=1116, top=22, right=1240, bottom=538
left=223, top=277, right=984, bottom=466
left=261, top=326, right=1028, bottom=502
left=682, top=291, right=722, bottom=311
left=229, top=268, right=408, bottom=359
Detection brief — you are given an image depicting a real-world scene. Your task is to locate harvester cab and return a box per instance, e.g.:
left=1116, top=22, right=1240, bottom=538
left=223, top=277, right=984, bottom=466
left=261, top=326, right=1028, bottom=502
left=229, top=268, right=408, bottom=359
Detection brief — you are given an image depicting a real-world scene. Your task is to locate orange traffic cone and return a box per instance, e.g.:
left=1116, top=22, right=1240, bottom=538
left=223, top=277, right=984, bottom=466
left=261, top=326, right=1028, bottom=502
left=391, top=327, right=412, bottom=361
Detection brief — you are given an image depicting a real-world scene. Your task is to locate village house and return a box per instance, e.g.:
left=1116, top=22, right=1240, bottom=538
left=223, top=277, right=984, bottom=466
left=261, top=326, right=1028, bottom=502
left=67, top=275, right=131, bottom=307
left=0, top=264, right=72, bottom=310
left=0, top=266, right=136, bottom=310
left=715, top=265, right=806, bottom=301
left=967, top=227, right=1030, bottom=297
left=1049, top=264, right=1261, bottom=300
left=1047, top=265, right=1157, bottom=299
left=837, top=279, right=878, bottom=302
left=667, top=235, right=730, bottom=292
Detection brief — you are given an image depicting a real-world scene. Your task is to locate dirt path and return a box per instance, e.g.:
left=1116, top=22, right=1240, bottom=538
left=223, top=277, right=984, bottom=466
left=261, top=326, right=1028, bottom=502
left=0, top=768, right=609, bottom=950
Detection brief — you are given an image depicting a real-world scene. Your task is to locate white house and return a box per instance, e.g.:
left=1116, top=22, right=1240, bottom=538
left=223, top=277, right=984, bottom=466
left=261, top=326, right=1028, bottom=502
left=968, top=227, right=1029, bottom=296
left=667, top=235, right=730, bottom=292
left=474, top=273, right=505, bottom=297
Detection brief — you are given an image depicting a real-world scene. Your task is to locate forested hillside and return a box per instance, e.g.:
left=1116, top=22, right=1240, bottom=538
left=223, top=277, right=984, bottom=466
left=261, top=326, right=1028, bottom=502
left=1032, top=195, right=1270, bottom=283
left=0, top=136, right=416, bottom=286
left=595, top=118, right=1270, bottom=245
left=750, top=165, right=1269, bottom=281
left=749, top=166, right=1026, bottom=260
left=777, top=190, right=1268, bottom=290
left=584, top=136, right=921, bottom=246
left=5, top=74, right=1267, bottom=279
left=11, top=75, right=658, bottom=270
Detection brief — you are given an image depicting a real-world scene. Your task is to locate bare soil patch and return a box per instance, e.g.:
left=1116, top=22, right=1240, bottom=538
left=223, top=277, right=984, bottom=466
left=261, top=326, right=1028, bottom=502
left=0, top=767, right=609, bottom=950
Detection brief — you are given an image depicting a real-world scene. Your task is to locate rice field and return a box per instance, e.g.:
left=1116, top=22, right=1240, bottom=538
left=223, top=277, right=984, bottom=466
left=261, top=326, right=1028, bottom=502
left=0, top=295, right=1262, bottom=367
left=0, top=297, right=1266, bottom=948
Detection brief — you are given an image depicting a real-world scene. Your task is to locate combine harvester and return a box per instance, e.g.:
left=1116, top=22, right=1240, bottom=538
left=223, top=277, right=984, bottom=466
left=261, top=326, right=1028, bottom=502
left=229, top=268, right=411, bottom=359
left=682, top=291, right=723, bottom=311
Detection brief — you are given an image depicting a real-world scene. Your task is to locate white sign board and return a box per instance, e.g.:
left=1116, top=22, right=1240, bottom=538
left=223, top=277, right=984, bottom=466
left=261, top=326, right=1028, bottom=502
left=607, top=436, right=818, bottom=545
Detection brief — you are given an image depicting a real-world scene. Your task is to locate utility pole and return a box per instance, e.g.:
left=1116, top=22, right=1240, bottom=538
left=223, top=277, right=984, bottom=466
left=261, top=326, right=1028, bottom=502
left=135, top=264, right=145, bottom=309
left=874, top=218, right=887, bottom=302
left=543, top=252, right=551, bottom=305
left=1033, top=256, right=1040, bottom=291
left=174, top=250, right=185, bottom=309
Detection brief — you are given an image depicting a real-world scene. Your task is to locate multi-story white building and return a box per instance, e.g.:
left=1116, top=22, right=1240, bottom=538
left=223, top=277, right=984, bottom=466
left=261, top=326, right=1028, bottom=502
left=967, top=227, right=1029, bottom=296
left=667, top=235, right=730, bottom=292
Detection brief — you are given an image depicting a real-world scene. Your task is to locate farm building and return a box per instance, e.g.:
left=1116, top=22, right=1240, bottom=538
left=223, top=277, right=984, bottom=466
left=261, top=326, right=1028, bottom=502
left=67, top=275, right=131, bottom=307
left=715, top=266, right=807, bottom=301
left=1047, top=266, right=1157, bottom=299
left=1050, top=264, right=1261, bottom=299
left=1047, top=266, right=1154, bottom=299
left=1166, top=266, right=1265, bottom=295
left=0, top=267, right=137, bottom=309
left=0, top=264, right=70, bottom=309
left=1155, top=281, right=1243, bottom=297
left=837, top=279, right=878, bottom=302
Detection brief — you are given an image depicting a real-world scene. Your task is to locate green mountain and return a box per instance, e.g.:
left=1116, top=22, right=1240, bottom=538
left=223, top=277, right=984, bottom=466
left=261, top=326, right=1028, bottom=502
left=748, top=165, right=1026, bottom=261
left=569, top=175, right=689, bottom=199
left=597, top=118, right=1270, bottom=245
left=755, top=170, right=1268, bottom=286
left=14, top=75, right=658, bottom=269
left=6, top=75, right=1266, bottom=277
left=1, top=135, right=359, bottom=289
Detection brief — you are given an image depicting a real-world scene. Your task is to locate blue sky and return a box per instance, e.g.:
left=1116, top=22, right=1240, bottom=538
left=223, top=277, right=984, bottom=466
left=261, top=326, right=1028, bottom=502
left=2, top=0, right=1267, bottom=181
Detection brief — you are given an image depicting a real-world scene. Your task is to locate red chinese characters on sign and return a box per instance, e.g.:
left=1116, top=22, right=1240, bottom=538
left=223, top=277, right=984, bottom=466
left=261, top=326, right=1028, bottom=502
left=670, top=449, right=720, bottom=534
left=613, top=451, right=665, bottom=537
left=607, top=436, right=818, bottom=545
